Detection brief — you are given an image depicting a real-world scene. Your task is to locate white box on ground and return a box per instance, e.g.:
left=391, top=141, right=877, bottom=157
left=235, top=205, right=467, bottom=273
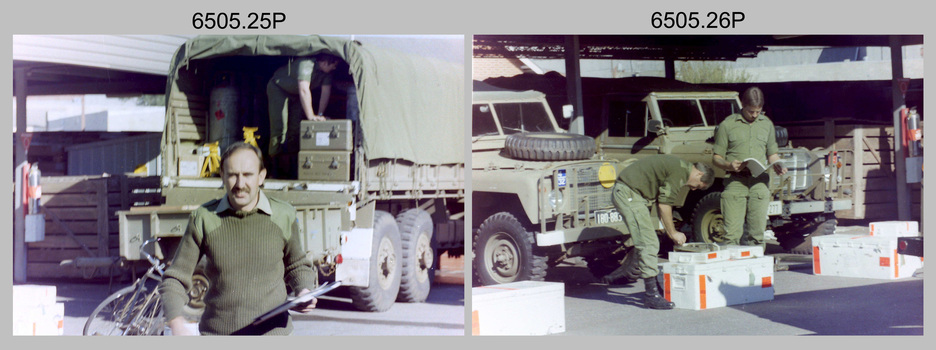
left=812, top=234, right=923, bottom=279
left=12, top=302, right=64, bottom=336
left=723, top=245, right=764, bottom=259
left=668, top=247, right=729, bottom=264
left=661, top=256, right=774, bottom=310
left=12, top=284, right=57, bottom=307
left=471, top=281, right=565, bottom=335
left=868, top=221, right=919, bottom=237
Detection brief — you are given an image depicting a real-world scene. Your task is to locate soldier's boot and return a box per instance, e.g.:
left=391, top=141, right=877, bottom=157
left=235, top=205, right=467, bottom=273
left=643, top=277, right=675, bottom=310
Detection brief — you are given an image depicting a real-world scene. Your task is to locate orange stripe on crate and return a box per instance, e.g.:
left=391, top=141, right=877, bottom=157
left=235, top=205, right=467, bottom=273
left=870, top=224, right=876, bottom=235
left=471, top=310, right=480, bottom=335
left=762, top=276, right=772, bottom=288
left=880, top=256, right=890, bottom=267
left=813, top=246, right=821, bottom=274
left=479, top=286, right=517, bottom=291
left=699, top=275, right=707, bottom=310
left=707, top=252, right=717, bottom=259
left=742, top=251, right=751, bottom=257
left=894, top=249, right=899, bottom=278
left=664, top=273, right=671, bottom=301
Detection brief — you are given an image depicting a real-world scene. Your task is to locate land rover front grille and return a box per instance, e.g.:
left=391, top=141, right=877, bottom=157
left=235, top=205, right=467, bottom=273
left=568, top=164, right=614, bottom=213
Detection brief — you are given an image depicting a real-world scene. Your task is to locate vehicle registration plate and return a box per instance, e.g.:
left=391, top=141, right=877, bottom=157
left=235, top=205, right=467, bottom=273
left=595, top=209, right=624, bottom=224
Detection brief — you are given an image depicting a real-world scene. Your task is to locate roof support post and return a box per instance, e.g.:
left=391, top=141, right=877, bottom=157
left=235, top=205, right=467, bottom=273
left=664, top=56, right=676, bottom=80
left=564, top=35, right=585, bottom=135
left=889, top=36, right=910, bottom=220
left=14, top=67, right=28, bottom=282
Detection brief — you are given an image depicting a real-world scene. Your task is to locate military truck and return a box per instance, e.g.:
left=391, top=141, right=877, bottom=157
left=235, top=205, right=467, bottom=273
left=484, top=74, right=852, bottom=259
left=118, top=35, right=464, bottom=312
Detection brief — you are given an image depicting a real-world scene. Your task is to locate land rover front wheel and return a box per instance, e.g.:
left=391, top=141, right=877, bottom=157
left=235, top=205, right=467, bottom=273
left=504, top=132, right=596, bottom=161
left=473, top=212, right=547, bottom=285
left=691, top=192, right=730, bottom=244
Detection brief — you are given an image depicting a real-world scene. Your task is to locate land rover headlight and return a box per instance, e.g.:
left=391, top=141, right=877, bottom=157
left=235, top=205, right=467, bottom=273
left=549, top=189, right=564, bottom=209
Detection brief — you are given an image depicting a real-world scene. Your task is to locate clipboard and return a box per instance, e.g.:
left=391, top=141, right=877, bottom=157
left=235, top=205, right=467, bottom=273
left=251, top=281, right=342, bottom=326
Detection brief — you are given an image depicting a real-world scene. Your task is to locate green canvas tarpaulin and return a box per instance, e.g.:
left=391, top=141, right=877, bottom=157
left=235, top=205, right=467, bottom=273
left=165, top=35, right=464, bottom=165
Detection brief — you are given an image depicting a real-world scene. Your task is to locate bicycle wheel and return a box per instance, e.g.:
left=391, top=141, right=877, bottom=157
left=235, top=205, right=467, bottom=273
left=84, top=285, right=165, bottom=336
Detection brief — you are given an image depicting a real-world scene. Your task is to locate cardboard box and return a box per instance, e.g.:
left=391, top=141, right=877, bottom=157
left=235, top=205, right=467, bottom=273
left=299, top=120, right=353, bottom=151
left=868, top=221, right=920, bottom=237
left=297, top=151, right=351, bottom=181
left=661, top=256, right=774, bottom=310
left=471, top=281, right=565, bottom=335
left=812, top=234, right=923, bottom=279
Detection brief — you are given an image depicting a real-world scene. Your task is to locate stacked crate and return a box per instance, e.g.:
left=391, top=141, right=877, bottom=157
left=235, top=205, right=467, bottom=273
left=298, top=120, right=353, bottom=181
left=12, top=285, right=64, bottom=336
left=812, top=221, right=923, bottom=280
left=661, top=244, right=774, bottom=310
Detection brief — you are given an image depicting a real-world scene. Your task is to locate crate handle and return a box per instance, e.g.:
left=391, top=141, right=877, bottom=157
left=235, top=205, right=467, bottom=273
left=303, top=156, right=312, bottom=169
left=302, top=126, right=312, bottom=139
left=329, top=157, right=339, bottom=169
left=330, top=126, right=339, bottom=139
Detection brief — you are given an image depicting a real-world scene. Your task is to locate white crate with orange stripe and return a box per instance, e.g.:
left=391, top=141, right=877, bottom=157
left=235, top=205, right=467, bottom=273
left=868, top=221, right=919, bottom=237
left=12, top=285, right=64, bottom=336
left=812, top=234, right=923, bottom=280
left=660, top=250, right=774, bottom=310
left=471, top=281, right=565, bottom=335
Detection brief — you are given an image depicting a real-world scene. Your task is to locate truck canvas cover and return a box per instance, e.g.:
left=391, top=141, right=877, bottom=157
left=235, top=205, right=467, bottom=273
left=163, top=35, right=464, bottom=166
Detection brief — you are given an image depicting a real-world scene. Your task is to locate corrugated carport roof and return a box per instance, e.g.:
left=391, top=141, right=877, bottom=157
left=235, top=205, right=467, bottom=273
left=12, top=35, right=194, bottom=95
left=473, top=35, right=924, bottom=60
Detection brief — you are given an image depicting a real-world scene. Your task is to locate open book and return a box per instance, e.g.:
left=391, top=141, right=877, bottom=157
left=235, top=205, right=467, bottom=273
left=251, top=281, right=342, bottom=326
left=743, top=158, right=785, bottom=177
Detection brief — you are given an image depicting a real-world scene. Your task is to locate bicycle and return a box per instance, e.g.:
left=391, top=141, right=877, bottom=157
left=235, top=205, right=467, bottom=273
left=83, top=238, right=167, bottom=336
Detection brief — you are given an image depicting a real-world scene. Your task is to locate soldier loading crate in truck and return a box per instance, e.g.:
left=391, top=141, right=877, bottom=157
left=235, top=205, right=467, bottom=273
left=474, top=76, right=852, bottom=285
left=117, top=35, right=465, bottom=312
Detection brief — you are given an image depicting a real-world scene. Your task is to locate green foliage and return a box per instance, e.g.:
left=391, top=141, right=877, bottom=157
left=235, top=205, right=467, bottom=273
left=677, top=61, right=752, bottom=84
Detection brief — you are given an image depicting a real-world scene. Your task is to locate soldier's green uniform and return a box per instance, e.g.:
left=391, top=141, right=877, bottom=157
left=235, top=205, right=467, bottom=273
left=266, top=58, right=333, bottom=156
left=612, top=155, right=693, bottom=278
left=713, top=112, right=779, bottom=247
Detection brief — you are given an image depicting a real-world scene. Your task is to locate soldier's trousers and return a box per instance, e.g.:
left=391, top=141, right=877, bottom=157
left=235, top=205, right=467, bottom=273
left=720, top=173, right=770, bottom=247
left=612, top=182, right=659, bottom=279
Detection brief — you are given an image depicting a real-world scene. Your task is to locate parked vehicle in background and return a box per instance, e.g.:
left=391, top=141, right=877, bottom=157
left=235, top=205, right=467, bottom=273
left=475, top=75, right=853, bottom=284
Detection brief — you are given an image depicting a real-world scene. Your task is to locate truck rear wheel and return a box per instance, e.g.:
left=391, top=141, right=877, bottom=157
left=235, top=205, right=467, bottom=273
left=396, top=209, right=435, bottom=303
left=473, top=212, right=547, bottom=285
left=350, top=211, right=402, bottom=312
left=504, top=132, right=596, bottom=161
left=691, top=192, right=730, bottom=244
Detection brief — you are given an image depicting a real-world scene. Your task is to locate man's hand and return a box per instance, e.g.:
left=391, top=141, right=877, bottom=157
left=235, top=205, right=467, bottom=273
left=669, top=231, right=687, bottom=246
left=167, top=316, right=196, bottom=336
left=773, top=162, right=787, bottom=175
left=729, top=160, right=746, bottom=172
left=290, top=288, right=317, bottom=314
left=305, top=115, right=328, bottom=121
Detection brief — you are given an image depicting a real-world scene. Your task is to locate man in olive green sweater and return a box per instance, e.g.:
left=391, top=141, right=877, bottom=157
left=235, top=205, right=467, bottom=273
left=159, top=143, right=317, bottom=335
left=612, top=155, right=714, bottom=309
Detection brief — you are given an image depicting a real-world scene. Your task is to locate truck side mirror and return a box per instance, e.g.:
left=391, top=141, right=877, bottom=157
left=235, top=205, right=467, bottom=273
left=647, top=119, right=665, bottom=134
